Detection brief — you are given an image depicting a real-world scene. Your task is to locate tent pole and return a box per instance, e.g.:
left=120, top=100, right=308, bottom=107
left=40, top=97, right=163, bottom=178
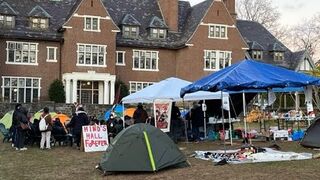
left=242, top=92, right=247, bottom=142
left=228, top=99, right=233, bottom=146
left=221, top=91, right=226, bottom=153
left=182, top=99, right=188, bottom=142
left=203, top=100, right=207, bottom=139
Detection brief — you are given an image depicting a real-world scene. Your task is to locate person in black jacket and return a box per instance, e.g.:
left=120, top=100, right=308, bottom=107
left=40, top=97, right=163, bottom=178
left=10, top=103, right=22, bottom=147
left=66, top=107, right=89, bottom=148
left=13, top=105, right=29, bottom=150
left=190, top=102, right=204, bottom=142
left=133, top=103, right=148, bottom=124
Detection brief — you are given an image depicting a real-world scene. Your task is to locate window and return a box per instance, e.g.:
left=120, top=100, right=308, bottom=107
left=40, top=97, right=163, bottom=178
left=209, top=25, right=227, bottom=39
left=274, top=52, right=284, bottom=61
left=150, top=28, right=166, bottom=39
left=84, top=17, right=100, bottom=31
left=116, top=51, right=125, bottom=65
left=46, top=47, right=57, bottom=62
left=252, top=51, right=263, bottom=60
left=129, top=81, right=154, bottom=94
left=6, top=41, right=38, bottom=65
left=133, top=50, right=158, bottom=71
left=0, top=15, right=15, bottom=28
left=77, top=44, right=106, bottom=66
left=30, top=17, right=48, bottom=29
left=204, top=50, right=231, bottom=71
left=123, top=26, right=139, bottom=38
left=77, top=81, right=99, bottom=104
left=2, top=77, right=40, bottom=103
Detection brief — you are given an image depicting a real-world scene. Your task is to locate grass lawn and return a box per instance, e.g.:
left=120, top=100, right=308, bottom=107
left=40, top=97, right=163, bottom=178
left=1, top=132, right=320, bottom=180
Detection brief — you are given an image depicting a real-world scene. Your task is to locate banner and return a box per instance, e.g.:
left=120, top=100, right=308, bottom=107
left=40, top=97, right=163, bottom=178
left=154, top=99, right=172, bottom=132
left=267, top=91, right=276, bottom=105
left=304, top=85, right=314, bottom=115
left=82, top=125, right=109, bottom=152
left=222, top=95, right=230, bottom=111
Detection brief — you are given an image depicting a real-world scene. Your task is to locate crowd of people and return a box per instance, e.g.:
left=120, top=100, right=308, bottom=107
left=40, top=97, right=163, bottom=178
left=6, top=101, right=204, bottom=151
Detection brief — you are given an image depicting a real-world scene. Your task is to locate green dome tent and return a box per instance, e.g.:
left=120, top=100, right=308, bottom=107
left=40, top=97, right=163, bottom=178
left=0, top=111, right=13, bottom=129
left=99, top=123, right=188, bottom=173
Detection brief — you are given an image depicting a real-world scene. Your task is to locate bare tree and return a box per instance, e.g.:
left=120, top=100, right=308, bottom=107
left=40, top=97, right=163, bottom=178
left=236, top=0, right=280, bottom=31
left=288, top=13, right=320, bottom=61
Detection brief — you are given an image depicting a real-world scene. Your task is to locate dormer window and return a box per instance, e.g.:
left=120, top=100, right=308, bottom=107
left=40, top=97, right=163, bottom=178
left=122, top=26, right=139, bottom=38
left=274, top=52, right=284, bottom=61
left=209, top=24, right=227, bottom=39
left=0, top=14, right=15, bottom=28
left=84, top=16, right=100, bottom=31
left=150, top=28, right=166, bottom=39
left=252, top=50, right=263, bottom=60
left=30, top=17, right=48, bottom=30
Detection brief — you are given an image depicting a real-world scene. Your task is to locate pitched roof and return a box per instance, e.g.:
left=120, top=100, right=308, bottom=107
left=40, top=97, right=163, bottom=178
left=120, top=14, right=141, bottom=26
left=148, top=16, right=167, bottom=28
left=247, top=41, right=264, bottom=50
left=0, top=0, right=217, bottom=48
left=0, top=0, right=78, bottom=41
left=236, top=20, right=301, bottom=69
left=28, top=5, right=52, bottom=18
left=0, top=1, right=18, bottom=15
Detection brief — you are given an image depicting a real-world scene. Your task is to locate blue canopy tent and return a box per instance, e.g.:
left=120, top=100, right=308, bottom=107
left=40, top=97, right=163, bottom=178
left=181, top=59, right=320, bottom=138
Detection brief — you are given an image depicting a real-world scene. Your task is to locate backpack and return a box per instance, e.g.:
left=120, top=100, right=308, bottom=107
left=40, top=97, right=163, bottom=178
left=39, top=114, right=49, bottom=132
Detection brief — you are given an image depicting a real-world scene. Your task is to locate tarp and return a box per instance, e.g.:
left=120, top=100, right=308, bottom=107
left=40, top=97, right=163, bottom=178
left=122, top=77, right=228, bottom=104
left=99, top=123, right=187, bottom=172
left=0, top=111, right=13, bottom=129
left=181, top=59, right=320, bottom=97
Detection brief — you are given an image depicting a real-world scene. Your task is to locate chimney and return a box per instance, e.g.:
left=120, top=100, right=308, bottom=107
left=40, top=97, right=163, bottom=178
left=223, top=0, right=237, bottom=22
left=158, top=0, right=178, bottom=32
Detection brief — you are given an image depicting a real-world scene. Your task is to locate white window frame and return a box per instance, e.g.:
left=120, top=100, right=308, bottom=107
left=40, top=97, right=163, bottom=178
left=76, top=43, right=107, bottom=67
left=252, top=50, right=263, bottom=60
left=83, top=16, right=100, bottom=32
left=6, top=41, right=39, bottom=66
left=0, top=14, right=15, bottom=28
left=150, top=28, right=166, bottom=39
left=30, top=17, right=48, bottom=29
left=46, top=46, right=58, bottom=62
left=116, top=51, right=126, bottom=66
left=1, top=76, right=41, bottom=103
left=274, top=52, right=284, bottom=61
left=203, top=50, right=232, bottom=71
left=122, top=26, right=139, bottom=38
left=129, top=81, right=154, bottom=94
left=208, top=24, right=228, bottom=39
left=132, top=49, right=159, bottom=71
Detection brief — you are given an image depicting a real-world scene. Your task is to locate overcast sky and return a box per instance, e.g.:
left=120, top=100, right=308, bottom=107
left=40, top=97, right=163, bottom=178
left=186, top=0, right=320, bottom=26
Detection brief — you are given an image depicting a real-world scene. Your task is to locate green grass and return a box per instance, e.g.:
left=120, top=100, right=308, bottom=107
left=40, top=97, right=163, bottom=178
left=1, top=133, right=320, bottom=180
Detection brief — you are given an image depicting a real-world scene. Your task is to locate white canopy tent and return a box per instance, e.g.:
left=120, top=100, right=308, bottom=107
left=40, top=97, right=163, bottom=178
left=122, top=77, right=229, bottom=103
left=121, top=77, right=231, bottom=142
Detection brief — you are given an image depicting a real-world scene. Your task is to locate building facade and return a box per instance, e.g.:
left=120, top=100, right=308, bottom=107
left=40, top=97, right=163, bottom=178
left=0, top=0, right=311, bottom=105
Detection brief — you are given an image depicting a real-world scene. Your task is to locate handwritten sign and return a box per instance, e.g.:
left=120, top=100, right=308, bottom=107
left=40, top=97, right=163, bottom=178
left=82, top=125, right=109, bottom=152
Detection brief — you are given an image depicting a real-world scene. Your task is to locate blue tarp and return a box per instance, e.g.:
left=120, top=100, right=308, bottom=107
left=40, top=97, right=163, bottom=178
left=181, top=59, right=320, bottom=97
left=104, top=104, right=125, bottom=121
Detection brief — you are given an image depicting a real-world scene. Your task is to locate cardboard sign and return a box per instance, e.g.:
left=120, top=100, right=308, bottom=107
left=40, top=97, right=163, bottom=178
left=82, top=125, right=109, bottom=152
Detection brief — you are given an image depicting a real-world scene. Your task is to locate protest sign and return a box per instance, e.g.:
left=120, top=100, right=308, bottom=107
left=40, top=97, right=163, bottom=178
left=82, top=125, right=109, bottom=152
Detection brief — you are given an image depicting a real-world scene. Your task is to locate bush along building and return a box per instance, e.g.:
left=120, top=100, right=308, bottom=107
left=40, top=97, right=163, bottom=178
left=0, top=0, right=313, bottom=105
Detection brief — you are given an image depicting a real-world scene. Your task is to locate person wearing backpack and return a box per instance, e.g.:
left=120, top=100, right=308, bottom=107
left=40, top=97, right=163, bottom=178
left=40, top=107, right=53, bottom=150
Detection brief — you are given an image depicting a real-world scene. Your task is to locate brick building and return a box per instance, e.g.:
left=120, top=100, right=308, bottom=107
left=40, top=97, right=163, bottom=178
left=0, top=0, right=313, bottom=105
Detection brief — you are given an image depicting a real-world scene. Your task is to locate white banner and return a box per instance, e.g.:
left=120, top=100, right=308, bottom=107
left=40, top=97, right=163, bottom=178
left=82, top=125, right=109, bottom=152
left=154, top=99, right=172, bottom=132
left=268, top=91, right=276, bottom=105
left=222, top=95, right=230, bottom=111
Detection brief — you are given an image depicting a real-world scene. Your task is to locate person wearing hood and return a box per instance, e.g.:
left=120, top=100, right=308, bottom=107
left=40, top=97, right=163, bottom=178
left=13, top=105, right=29, bottom=150
left=66, top=107, right=89, bottom=148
